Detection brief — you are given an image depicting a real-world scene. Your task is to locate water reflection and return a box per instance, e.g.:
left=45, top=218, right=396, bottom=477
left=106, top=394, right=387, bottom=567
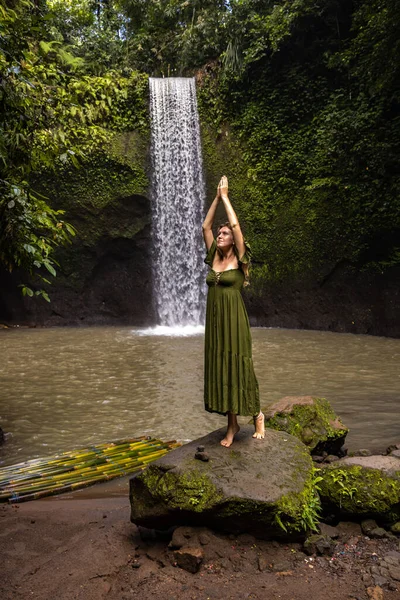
left=0, top=327, right=399, bottom=466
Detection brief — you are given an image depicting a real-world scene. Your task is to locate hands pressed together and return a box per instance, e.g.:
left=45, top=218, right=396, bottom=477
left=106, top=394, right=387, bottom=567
left=203, top=175, right=237, bottom=250
left=217, top=175, right=229, bottom=200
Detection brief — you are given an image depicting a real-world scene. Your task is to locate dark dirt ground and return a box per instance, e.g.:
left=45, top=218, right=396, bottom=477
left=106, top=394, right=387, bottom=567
left=1, top=480, right=400, bottom=600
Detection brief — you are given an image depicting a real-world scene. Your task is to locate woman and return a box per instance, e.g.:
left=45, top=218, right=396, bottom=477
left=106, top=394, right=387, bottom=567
left=202, top=176, right=264, bottom=447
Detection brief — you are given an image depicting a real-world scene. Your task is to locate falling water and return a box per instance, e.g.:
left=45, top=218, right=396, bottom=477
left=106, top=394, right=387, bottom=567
left=149, top=77, right=206, bottom=327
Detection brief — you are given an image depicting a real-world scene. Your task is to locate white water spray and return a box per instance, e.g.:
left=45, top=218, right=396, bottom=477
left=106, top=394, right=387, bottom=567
left=149, top=77, right=206, bottom=328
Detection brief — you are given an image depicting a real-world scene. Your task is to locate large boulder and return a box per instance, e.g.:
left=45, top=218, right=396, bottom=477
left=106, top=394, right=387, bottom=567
left=130, top=426, right=318, bottom=539
left=318, top=455, right=400, bottom=522
left=262, top=396, right=348, bottom=455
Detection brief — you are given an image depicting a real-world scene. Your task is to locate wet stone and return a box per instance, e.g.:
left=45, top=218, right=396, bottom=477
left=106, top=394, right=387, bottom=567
left=198, top=532, right=211, bottom=546
left=194, top=451, right=210, bottom=462
left=362, top=574, right=374, bottom=586
left=390, top=522, right=400, bottom=535
left=168, top=527, right=194, bottom=549
left=336, top=521, right=362, bottom=539
left=173, top=547, right=204, bottom=574
left=370, top=528, right=387, bottom=539
left=318, top=523, right=340, bottom=539
left=373, top=576, right=388, bottom=588
left=388, top=565, right=400, bottom=581
left=312, top=455, right=325, bottom=463
left=349, top=449, right=372, bottom=457
left=258, top=556, right=270, bottom=572
left=383, top=555, right=400, bottom=566
left=361, top=520, right=379, bottom=536
left=271, top=560, right=291, bottom=572
left=325, top=455, right=340, bottom=463
left=386, top=443, right=400, bottom=455
left=304, top=534, right=336, bottom=556
left=229, top=554, right=244, bottom=568
left=182, top=527, right=195, bottom=539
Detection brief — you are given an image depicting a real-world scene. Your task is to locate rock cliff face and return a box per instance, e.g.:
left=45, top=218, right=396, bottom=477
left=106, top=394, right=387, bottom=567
left=0, top=132, right=155, bottom=326
left=2, top=253, right=399, bottom=333
left=245, top=266, right=400, bottom=338
left=0, top=198, right=153, bottom=327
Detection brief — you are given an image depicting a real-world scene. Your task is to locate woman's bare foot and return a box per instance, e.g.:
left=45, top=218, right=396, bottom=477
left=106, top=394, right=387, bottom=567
left=253, top=412, right=265, bottom=439
left=220, top=424, right=240, bottom=447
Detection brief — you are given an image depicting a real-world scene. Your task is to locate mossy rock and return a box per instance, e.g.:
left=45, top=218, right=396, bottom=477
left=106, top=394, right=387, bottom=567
left=391, top=521, right=400, bottom=534
left=261, top=396, right=348, bottom=455
left=318, top=457, right=400, bottom=521
left=130, top=426, right=320, bottom=539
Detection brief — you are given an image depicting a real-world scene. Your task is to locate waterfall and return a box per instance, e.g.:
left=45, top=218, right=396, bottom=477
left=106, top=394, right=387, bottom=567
left=149, top=77, right=206, bottom=328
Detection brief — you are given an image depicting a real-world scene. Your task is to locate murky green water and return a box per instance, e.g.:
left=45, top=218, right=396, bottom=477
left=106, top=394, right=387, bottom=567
left=1, top=327, right=399, bottom=466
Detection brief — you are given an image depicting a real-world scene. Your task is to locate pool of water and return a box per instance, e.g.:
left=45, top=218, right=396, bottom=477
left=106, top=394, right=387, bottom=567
left=1, top=326, right=399, bottom=466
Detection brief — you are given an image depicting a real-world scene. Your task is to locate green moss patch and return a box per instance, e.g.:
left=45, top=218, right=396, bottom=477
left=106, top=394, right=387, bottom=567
left=140, top=466, right=223, bottom=513
left=319, top=463, right=400, bottom=520
left=37, top=130, right=149, bottom=215
left=215, top=467, right=321, bottom=535
left=275, top=468, right=322, bottom=533
left=263, top=397, right=348, bottom=454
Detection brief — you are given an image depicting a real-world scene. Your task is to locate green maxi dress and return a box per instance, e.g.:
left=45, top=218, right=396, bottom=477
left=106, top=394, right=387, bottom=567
left=204, top=240, right=260, bottom=416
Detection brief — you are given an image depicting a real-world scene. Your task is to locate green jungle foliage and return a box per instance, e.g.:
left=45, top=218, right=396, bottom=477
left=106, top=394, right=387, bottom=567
left=196, top=0, right=400, bottom=284
left=0, top=0, right=147, bottom=298
left=1, top=0, right=399, bottom=299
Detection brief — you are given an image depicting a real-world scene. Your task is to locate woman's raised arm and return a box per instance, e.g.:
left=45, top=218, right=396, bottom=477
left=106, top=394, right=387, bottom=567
left=202, top=190, right=220, bottom=251
left=218, top=176, right=246, bottom=259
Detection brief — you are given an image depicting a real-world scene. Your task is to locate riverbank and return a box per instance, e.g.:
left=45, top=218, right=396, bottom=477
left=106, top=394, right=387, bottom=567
left=1, top=478, right=399, bottom=600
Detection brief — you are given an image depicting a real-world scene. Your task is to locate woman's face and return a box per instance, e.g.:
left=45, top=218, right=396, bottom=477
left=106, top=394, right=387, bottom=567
left=217, top=226, right=234, bottom=249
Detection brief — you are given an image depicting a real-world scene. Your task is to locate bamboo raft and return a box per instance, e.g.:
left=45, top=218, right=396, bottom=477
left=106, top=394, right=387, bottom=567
left=0, top=437, right=180, bottom=503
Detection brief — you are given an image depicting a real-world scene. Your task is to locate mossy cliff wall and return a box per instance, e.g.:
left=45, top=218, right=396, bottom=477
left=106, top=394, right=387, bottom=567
left=200, top=121, right=400, bottom=337
left=198, top=68, right=400, bottom=338
left=0, top=130, right=154, bottom=326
